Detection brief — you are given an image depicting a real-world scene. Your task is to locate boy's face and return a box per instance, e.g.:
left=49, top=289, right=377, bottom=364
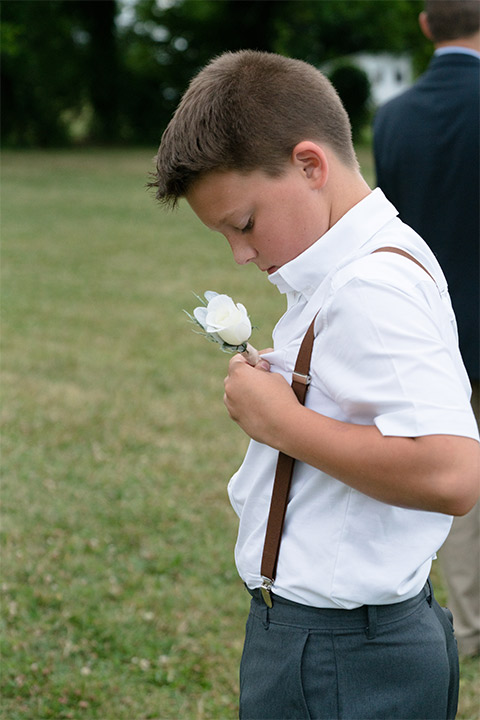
left=186, top=166, right=330, bottom=275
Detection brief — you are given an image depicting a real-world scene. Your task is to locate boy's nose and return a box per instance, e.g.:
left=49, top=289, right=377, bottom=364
left=228, top=237, right=256, bottom=265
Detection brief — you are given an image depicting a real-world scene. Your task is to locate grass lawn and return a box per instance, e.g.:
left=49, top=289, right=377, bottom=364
left=1, top=148, right=478, bottom=720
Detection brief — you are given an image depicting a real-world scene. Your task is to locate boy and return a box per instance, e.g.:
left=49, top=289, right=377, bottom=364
left=150, top=51, right=480, bottom=719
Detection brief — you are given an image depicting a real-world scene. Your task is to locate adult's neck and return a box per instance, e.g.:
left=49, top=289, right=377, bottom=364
left=435, top=30, right=480, bottom=53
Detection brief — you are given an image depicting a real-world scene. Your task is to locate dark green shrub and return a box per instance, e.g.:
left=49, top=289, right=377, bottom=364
left=328, top=62, right=372, bottom=142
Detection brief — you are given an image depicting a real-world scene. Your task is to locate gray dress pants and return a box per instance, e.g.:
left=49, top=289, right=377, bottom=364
left=239, top=581, right=458, bottom=720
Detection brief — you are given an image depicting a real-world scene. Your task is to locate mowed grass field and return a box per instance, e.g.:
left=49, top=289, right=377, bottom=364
left=1, top=149, right=478, bottom=720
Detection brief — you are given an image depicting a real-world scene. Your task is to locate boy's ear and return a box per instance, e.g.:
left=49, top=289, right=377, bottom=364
left=291, top=141, right=328, bottom=188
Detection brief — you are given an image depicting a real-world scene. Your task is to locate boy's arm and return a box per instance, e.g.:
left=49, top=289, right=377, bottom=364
left=224, top=355, right=480, bottom=516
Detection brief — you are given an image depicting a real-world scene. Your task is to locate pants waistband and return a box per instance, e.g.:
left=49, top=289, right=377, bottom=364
left=246, top=582, right=432, bottom=632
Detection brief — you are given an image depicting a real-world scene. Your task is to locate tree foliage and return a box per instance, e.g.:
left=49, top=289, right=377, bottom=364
left=329, top=62, right=372, bottom=142
left=1, top=0, right=428, bottom=147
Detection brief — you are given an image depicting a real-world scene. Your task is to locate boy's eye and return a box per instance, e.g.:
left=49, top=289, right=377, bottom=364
left=241, top=218, right=254, bottom=233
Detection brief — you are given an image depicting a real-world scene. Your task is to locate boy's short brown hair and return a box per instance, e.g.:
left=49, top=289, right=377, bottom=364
left=150, top=50, right=357, bottom=207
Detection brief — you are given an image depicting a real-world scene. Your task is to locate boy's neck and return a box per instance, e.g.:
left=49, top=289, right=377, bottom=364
left=328, top=164, right=372, bottom=230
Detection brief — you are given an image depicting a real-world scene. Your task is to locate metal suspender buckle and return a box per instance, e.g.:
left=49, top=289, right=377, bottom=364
left=292, top=371, right=311, bottom=386
left=261, top=577, right=273, bottom=608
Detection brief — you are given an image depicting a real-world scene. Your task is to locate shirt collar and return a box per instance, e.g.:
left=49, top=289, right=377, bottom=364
left=434, top=46, right=480, bottom=60
left=269, top=188, right=399, bottom=298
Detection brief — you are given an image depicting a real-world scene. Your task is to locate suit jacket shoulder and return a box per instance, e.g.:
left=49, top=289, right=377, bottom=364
left=373, top=53, right=480, bottom=379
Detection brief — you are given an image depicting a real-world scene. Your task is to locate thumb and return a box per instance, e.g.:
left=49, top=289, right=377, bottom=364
left=255, top=358, right=270, bottom=372
left=256, top=347, right=273, bottom=371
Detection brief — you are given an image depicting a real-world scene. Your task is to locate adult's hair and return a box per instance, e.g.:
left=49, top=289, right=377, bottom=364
left=424, top=0, right=480, bottom=43
left=150, top=50, right=357, bottom=207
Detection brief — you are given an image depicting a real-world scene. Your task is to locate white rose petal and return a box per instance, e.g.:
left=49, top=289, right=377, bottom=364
left=204, top=295, right=252, bottom=345
left=193, top=306, right=208, bottom=329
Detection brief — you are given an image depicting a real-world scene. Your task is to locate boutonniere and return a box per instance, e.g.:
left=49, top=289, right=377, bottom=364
left=185, top=291, right=259, bottom=365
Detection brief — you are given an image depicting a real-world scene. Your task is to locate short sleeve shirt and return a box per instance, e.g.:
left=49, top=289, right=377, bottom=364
left=228, top=189, right=479, bottom=609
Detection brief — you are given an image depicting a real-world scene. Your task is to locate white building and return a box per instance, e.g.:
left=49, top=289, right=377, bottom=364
left=350, top=53, right=413, bottom=107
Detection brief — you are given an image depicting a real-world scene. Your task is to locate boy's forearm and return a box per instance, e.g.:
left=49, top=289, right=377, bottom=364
left=224, top=356, right=480, bottom=516
left=274, top=404, right=479, bottom=516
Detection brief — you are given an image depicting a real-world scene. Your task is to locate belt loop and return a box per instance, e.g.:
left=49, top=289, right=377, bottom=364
left=366, top=606, right=377, bottom=640
left=426, top=578, right=433, bottom=607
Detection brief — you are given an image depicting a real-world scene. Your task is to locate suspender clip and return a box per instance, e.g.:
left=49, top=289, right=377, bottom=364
left=292, top=371, right=311, bottom=386
left=261, top=577, right=273, bottom=608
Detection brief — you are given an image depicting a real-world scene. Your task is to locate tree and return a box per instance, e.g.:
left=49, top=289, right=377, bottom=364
left=274, top=0, right=426, bottom=63
left=71, top=0, right=120, bottom=143
left=1, top=0, right=86, bottom=146
left=1, top=0, right=119, bottom=146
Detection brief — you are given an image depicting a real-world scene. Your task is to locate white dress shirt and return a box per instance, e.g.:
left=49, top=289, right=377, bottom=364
left=228, top=189, right=479, bottom=609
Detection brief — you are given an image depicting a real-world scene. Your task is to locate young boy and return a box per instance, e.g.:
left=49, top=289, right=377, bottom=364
left=150, top=51, right=480, bottom=720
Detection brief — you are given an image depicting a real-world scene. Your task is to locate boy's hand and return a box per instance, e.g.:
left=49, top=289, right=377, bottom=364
left=224, top=351, right=299, bottom=445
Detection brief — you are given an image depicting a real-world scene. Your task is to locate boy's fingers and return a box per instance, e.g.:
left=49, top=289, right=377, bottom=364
left=229, top=353, right=269, bottom=372
left=229, top=353, right=247, bottom=367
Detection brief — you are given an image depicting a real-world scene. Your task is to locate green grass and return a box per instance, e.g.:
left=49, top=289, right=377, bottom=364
left=1, top=149, right=478, bottom=720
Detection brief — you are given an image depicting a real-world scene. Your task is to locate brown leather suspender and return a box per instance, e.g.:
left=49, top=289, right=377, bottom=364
left=260, top=316, right=317, bottom=607
left=372, top=246, right=435, bottom=282
left=258, top=247, right=434, bottom=607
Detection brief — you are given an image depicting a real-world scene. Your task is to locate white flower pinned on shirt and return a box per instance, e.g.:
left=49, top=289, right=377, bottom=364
left=185, top=291, right=260, bottom=365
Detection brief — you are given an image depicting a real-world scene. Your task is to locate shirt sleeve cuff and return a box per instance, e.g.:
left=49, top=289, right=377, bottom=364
left=374, top=406, right=480, bottom=440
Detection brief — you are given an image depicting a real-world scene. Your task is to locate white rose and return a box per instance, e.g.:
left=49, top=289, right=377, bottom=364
left=193, top=292, right=252, bottom=346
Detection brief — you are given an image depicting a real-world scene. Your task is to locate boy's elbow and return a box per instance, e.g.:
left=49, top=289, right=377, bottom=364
left=419, top=436, right=480, bottom=515
left=447, top=488, right=478, bottom=517
left=438, top=439, right=480, bottom=516
left=434, top=480, right=478, bottom=517
left=450, top=477, right=479, bottom=516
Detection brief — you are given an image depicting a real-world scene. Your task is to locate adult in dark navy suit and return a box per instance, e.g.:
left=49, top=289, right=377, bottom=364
left=374, top=0, right=480, bottom=658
